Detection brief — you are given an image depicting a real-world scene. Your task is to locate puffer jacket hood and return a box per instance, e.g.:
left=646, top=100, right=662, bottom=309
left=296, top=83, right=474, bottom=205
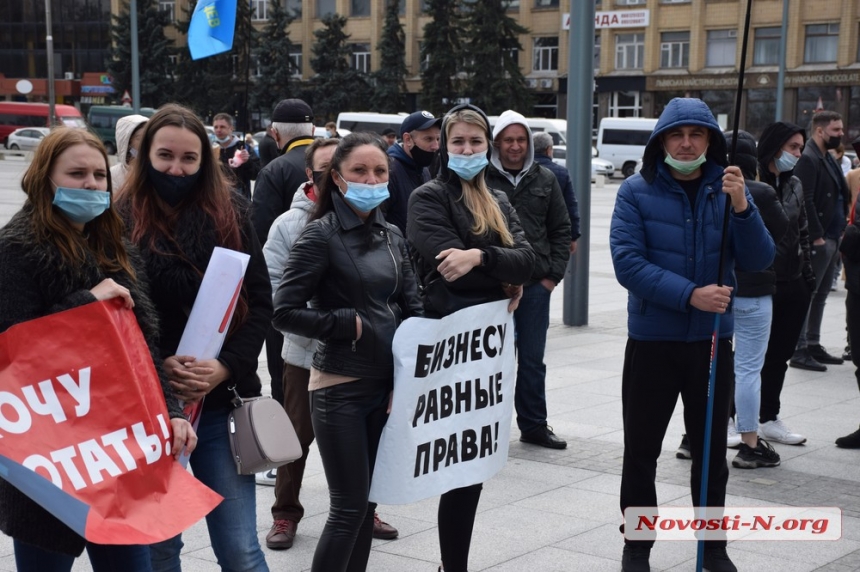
left=724, top=130, right=757, bottom=180
left=437, top=103, right=493, bottom=184
left=757, top=121, right=806, bottom=188
left=490, top=109, right=535, bottom=186
left=115, top=114, right=149, bottom=167
left=641, top=97, right=727, bottom=183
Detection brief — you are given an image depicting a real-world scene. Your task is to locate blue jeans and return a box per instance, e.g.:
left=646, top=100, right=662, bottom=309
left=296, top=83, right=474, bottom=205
left=14, top=538, right=151, bottom=572
left=514, top=282, right=552, bottom=434
left=733, top=295, right=773, bottom=434
left=150, top=408, right=268, bottom=572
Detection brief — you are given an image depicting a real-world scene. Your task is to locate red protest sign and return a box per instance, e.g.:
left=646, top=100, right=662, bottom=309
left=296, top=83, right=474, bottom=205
left=0, top=300, right=222, bottom=545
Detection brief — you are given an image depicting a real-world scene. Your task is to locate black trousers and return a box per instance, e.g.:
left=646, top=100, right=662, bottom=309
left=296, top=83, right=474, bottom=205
left=620, top=338, right=732, bottom=548
left=760, top=277, right=812, bottom=423
left=265, top=326, right=285, bottom=405
left=438, top=483, right=483, bottom=572
left=310, top=377, right=390, bottom=572
left=846, top=290, right=860, bottom=392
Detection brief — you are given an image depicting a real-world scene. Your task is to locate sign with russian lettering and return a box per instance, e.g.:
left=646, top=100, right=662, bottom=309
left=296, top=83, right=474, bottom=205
left=563, top=9, right=650, bottom=30
left=369, top=300, right=515, bottom=505
left=0, top=300, right=222, bottom=545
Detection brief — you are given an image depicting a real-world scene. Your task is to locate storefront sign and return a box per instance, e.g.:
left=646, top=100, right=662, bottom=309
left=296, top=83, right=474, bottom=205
left=646, top=71, right=860, bottom=92
left=564, top=10, right=649, bottom=30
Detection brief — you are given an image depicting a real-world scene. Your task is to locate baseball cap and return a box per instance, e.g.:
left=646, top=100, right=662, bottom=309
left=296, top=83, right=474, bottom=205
left=272, top=99, right=313, bottom=123
left=382, top=128, right=397, bottom=136
left=400, top=111, right=441, bottom=137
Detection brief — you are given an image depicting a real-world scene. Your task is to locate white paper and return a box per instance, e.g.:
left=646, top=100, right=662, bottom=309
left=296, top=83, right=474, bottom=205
left=369, top=300, right=515, bottom=505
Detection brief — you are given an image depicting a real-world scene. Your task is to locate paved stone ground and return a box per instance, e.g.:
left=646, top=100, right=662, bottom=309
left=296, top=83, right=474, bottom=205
left=0, top=157, right=859, bottom=570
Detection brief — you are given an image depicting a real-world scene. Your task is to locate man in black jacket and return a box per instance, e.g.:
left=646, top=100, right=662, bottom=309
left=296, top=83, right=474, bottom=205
left=790, top=110, right=851, bottom=372
left=384, top=110, right=441, bottom=234
left=532, top=132, right=581, bottom=254
left=486, top=110, right=570, bottom=450
left=258, top=125, right=280, bottom=168
left=214, top=112, right=261, bottom=200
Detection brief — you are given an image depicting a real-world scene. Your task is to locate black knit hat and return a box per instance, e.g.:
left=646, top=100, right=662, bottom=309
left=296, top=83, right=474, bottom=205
left=272, top=99, right=313, bottom=123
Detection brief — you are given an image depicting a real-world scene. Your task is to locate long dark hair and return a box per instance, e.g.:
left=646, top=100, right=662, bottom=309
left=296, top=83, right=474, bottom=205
left=21, top=127, right=135, bottom=278
left=311, top=132, right=389, bottom=221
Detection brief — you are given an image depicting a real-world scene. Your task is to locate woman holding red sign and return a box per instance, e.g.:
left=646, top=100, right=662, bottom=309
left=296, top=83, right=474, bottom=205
left=116, top=104, right=272, bottom=572
left=0, top=128, right=197, bottom=570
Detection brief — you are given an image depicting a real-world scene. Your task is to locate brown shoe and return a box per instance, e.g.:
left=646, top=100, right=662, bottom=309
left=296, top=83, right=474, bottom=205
left=266, top=519, right=297, bottom=550
left=372, top=512, right=398, bottom=540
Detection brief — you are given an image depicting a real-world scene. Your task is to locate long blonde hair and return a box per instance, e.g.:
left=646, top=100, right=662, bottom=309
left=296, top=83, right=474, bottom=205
left=445, top=109, right=514, bottom=247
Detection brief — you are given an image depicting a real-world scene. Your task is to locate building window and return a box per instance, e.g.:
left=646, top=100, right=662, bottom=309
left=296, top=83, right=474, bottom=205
left=503, top=0, right=520, bottom=11
left=286, top=0, right=302, bottom=18
left=168, top=54, right=178, bottom=66
left=289, top=46, right=302, bottom=78
left=387, top=0, right=406, bottom=16
left=610, top=91, right=642, bottom=117
left=351, top=0, right=370, bottom=16
left=753, top=26, right=781, bottom=66
left=660, top=31, right=689, bottom=69
left=351, top=43, right=371, bottom=73
left=615, top=33, right=644, bottom=70
left=534, top=0, right=559, bottom=6
left=705, top=29, right=737, bottom=67
left=158, top=0, right=174, bottom=22
left=317, top=0, right=336, bottom=18
left=253, top=57, right=262, bottom=77
left=251, top=0, right=268, bottom=20
left=533, top=37, right=559, bottom=71
left=594, top=34, right=601, bottom=72
left=804, top=23, right=839, bottom=63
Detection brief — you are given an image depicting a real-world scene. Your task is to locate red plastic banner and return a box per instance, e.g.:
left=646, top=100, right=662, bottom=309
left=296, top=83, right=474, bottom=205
left=0, top=300, right=222, bottom=544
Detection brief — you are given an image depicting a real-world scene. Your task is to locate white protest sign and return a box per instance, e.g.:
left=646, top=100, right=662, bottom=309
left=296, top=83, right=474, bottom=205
left=369, top=300, right=515, bottom=505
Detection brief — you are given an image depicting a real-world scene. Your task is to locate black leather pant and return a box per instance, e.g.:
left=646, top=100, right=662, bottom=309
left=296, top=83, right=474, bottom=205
left=310, top=377, right=390, bottom=572
left=438, top=483, right=483, bottom=572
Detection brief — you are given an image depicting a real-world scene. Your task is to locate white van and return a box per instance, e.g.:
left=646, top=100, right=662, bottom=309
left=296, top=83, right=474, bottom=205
left=487, top=116, right=567, bottom=146
left=336, top=112, right=408, bottom=137
left=596, top=117, right=658, bottom=178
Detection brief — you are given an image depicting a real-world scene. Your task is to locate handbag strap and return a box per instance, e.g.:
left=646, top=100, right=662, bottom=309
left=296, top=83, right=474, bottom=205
left=228, top=385, right=244, bottom=408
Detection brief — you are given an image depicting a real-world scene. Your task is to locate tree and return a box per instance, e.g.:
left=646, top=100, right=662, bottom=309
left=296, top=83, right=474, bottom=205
left=309, top=13, right=371, bottom=121
left=419, top=0, right=463, bottom=116
left=252, top=0, right=297, bottom=119
left=370, top=0, right=407, bottom=113
left=171, top=0, right=254, bottom=125
left=461, top=0, right=532, bottom=115
left=106, top=0, right=175, bottom=109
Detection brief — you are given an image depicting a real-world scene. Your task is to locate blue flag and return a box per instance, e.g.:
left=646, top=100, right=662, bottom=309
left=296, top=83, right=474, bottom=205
left=187, top=0, right=237, bottom=61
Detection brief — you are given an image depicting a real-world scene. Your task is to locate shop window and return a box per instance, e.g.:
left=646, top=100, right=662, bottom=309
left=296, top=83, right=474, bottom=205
left=609, top=91, right=642, bottom=117
left=804, top=23, right=839, bottom=64
left=705, top=29, right=736, bottom=67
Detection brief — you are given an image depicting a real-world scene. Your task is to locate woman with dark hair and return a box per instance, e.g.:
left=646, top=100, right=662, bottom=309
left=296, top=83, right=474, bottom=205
left=406, top=104, right=534, bottom=572
left=115, top=103, right=272, bottom=572
left=0, top=127, right=196, bottom=571
left=272, top=132, right=422, bottom=572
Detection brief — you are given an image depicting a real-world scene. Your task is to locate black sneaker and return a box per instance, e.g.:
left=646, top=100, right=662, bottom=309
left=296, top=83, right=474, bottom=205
left=621, top=543, right=651, bottom=572
left=789, top=349, right=827, bottom=371
left=520, top=425, right=567, bottom=449
left=676, top=434, right=691, bottom=459
left=703, top=546, right=737, bottom=572
left=808, top=344, right=844, bottom=365
left=836, top=425, right=860, bottom=448
left=732, top=439, right=780, bottom=468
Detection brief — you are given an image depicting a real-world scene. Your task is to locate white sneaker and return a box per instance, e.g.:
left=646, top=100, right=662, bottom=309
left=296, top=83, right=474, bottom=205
left=758, top=418, right=807, bottom=445
left=255, top=468, right=277, bottom=486
left=727, top=417, right=742, bottom=448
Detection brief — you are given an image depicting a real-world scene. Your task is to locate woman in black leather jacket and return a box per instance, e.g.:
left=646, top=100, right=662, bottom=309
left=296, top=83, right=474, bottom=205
left=272, top=132, right=422, bottom=572
left=406, top=104, right=534, bottom=572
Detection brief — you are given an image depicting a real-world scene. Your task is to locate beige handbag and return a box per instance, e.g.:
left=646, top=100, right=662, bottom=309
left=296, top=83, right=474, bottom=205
left=227, top=386, right=302, bottom=475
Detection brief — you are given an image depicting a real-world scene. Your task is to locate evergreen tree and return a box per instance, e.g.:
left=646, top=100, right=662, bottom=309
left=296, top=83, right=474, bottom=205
left=106, top=0, right=175, bottom=109
left=419, top=0, right=463, bottom=116
left=370, top=0, right=407, bottom=113
left=252, top=0, right=297, bottom=118
left=309, top=13, right=371, bottom=121
left=461, top=0, right=532, bottom=115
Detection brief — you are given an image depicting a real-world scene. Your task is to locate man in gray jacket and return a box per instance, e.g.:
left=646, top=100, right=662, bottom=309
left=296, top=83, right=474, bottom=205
left=485, top=110, right=570, bottom=449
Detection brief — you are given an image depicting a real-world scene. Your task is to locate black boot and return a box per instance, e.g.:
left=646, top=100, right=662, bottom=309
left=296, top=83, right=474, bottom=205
left=836, top=425, right=860, bottom=448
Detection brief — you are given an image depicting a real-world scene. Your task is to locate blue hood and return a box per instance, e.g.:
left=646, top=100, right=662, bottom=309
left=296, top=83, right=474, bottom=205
left=641, top=97, right=728, bottom=183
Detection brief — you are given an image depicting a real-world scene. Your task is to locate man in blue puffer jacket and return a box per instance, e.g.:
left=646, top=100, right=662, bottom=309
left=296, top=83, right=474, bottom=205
left=610, top=98, right=775, bottom=572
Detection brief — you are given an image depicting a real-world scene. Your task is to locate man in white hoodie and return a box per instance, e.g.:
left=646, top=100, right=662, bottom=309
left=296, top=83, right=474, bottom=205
left=485, top=110, right=571, bottom=449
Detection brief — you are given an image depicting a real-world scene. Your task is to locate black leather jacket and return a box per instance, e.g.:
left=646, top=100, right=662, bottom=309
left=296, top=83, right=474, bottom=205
left=272, top=192, right=423, bottom=379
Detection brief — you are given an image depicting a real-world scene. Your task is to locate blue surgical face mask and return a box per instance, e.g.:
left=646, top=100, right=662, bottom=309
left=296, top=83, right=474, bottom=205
left=447, top=152, right=488, bottom=181
left=52, top=186, right=111, bottom=224
left=664, top=152, right=707, bottom=175
left=774, top=150, right=798, bottom=173
left=215, top=134, right=231, bottom=144
left=337, top=176, right=389, bottom=213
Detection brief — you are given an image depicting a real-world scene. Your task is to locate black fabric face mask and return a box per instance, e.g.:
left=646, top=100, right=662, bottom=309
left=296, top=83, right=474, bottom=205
left=824, top=135, right=842, bottom=150
left=410, top=144, right=437, bottom=168
left=147, top=164, right=201, bottom=207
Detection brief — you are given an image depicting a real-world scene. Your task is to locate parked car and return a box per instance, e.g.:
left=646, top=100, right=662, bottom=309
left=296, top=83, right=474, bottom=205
left=551, top=146, right=615, bottom=181
left=5, top=127, right=50, bottom=151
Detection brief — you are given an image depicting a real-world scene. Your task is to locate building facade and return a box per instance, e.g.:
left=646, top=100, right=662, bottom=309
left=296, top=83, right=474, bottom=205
left=4, top=0, right=860, bottom=139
